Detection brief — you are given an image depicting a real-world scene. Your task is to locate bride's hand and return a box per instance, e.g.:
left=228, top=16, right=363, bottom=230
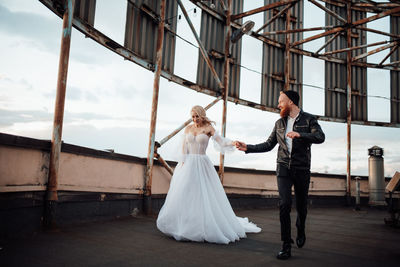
left=233, top=141, right=247, bottom=151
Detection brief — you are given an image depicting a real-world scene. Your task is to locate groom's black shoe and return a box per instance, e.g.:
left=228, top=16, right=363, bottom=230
left=276, top=240, right=293, bottom=260
left=296, top=232, right=306, bottom=248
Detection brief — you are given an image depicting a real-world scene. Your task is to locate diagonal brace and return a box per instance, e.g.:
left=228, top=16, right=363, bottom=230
left=177, top=0, right=224, bottom=89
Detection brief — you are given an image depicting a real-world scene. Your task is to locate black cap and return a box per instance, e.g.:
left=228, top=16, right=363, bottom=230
left=282, top=90, right=299, bottom=106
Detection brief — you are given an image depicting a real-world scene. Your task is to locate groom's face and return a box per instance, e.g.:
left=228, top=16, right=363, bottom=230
left=278, top=93, right=291, bottom=118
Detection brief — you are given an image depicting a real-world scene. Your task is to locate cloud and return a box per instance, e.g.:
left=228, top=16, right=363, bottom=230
left=0, top=3, right=60, bottom=52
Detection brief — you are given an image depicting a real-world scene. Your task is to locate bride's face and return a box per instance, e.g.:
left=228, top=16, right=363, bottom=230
left=191, top=111, right=203, bottom=125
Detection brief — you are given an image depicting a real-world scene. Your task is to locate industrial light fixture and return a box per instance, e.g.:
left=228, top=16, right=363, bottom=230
left=231, top=20, right=255, bottom=43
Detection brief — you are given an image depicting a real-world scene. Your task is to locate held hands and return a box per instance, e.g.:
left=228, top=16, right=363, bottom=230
left=286, top=131, right=300, bottom=139
left=233, top=141, right=247, bottom=151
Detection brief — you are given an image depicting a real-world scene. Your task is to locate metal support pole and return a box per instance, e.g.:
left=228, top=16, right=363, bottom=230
left=346, top=2, right=352, bottom=205
left=44, top=0, right=75, bottom=228
left=284, top=9, right=291, bottom=91
left=144, top=0, right=166, bottom=215
left=219, top=0, right=231, bottom=183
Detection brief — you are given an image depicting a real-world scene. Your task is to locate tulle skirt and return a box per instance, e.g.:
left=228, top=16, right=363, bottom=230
left=156, top=154, right=261, bottom=244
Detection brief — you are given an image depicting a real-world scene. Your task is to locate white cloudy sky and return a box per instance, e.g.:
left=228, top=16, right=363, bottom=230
left=0, top=0, right=399, bottom=177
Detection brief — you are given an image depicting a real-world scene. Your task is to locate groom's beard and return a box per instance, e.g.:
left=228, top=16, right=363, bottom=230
left=280, top=105, right=290, bottom=118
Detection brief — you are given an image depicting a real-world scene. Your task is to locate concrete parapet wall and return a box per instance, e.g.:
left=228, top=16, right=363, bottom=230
left=0, top=132, right=396, bottom=197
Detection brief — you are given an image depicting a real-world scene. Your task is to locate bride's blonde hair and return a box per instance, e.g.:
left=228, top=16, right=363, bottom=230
left=191, top=105, right=215, bottom=126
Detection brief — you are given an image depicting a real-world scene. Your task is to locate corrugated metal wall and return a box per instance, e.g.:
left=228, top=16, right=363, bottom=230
left=196, top=0, right=243, bottom=98
left=74, top=0, right=96, bottom=26
left=325, top=3, right=348, bottom=120
left=351, top=10, right=367, bottom=121
left=124, top=0, right=178, bottom=74
left=390, top=15, right=400, bottom=124
left=261, top=0, right=303, bottom=108
left=325, top=4, right=367, bottom=121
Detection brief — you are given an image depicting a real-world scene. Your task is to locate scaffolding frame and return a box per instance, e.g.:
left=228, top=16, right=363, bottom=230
left=37, top=0, right=400, bottom=220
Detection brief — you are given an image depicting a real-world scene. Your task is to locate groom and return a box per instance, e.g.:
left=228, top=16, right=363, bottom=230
left=235, top=90, right=325, bottom=260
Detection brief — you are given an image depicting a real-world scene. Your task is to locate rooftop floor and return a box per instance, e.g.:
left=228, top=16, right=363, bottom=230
left=1, top=207, right=399, bottom=267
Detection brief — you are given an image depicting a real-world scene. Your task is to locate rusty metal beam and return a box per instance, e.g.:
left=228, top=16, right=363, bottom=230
left=144, top=0, right=166, bottom=214
left=378, top=45, right=399, bottom=66
left=255, top=3, right=294, bottom=34
left=320, top=0, right=345, bottom=7
left=155, top=153, right=174, bottom=175
left=356, top=26, right=400, bottom=40
left=352, top=42, right=397, bottom=61
left=352, top=2, right=400, bottom=13
left=263, top=25, right=335, bottom=35
left=177, top=0, right=224, bottom=89
left=219, top=0, right=232, bottom=184
left=353, top=6, right=400, bottom=26
left=315, top=31, right=341, bottom=54
left=158, top=96, right=222, bottom=146
left=231, top=0, right=297, bottom=21
left=322, top=40, right=389, bottom=56
left=309, top=0, right=347, bottom=24
left=45, top=0, right=75, bottom=228
left=291, top=27, right=344, bottom=48
left=292, top=6, right=400, bottom=48
left=383, top=60, right=400, bottom=66
left=346, top=1, right=352, bottom=205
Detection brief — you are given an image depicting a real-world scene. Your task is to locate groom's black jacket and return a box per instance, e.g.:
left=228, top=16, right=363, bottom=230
left=246, top=110, right=325, bottom=173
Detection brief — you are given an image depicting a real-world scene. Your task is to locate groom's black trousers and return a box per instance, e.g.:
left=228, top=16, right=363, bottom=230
left=277, top=165, right=310, bottom=243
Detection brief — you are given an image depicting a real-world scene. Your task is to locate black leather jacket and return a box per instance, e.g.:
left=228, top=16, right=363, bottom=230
left=246, top=110, right=325, bottom=171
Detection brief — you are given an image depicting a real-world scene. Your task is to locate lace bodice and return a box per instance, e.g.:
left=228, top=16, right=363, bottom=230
left=184, top=133, right=210, bottom=155
left=179, top=132, right=235, bottom=163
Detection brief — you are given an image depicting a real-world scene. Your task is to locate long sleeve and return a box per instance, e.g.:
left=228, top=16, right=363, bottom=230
left=212, top=131, right=235, bottom=154
left=246, top=124, right=278, bottom=153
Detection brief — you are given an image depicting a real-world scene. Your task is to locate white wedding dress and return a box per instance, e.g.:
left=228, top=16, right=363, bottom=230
left=156, top=132, right=261, bottom=244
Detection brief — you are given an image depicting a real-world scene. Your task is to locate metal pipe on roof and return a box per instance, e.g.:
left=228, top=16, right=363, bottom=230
left=144, top=0, right=166, bottom=215
left=45, top=0, right=75, bottom=228
left=219, top=0, right=232, bottom=184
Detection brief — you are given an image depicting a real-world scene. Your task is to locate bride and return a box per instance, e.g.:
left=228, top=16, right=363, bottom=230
left=156, top=105, right=261, bottom=244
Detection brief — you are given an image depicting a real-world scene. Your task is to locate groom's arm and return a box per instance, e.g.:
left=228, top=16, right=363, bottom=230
left=245, top=125, right=278, bottom=154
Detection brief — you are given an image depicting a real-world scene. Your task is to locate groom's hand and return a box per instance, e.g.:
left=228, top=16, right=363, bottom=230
left=286, top=131, right=300, bottom=139
left=234, top=141, right=247, bottom=151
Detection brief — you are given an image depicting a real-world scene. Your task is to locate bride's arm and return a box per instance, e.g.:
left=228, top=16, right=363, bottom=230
left=210, top=126, right=235, bottom=154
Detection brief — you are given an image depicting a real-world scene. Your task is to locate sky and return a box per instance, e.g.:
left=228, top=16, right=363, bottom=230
left=0, top=0, right=399, bottom=177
